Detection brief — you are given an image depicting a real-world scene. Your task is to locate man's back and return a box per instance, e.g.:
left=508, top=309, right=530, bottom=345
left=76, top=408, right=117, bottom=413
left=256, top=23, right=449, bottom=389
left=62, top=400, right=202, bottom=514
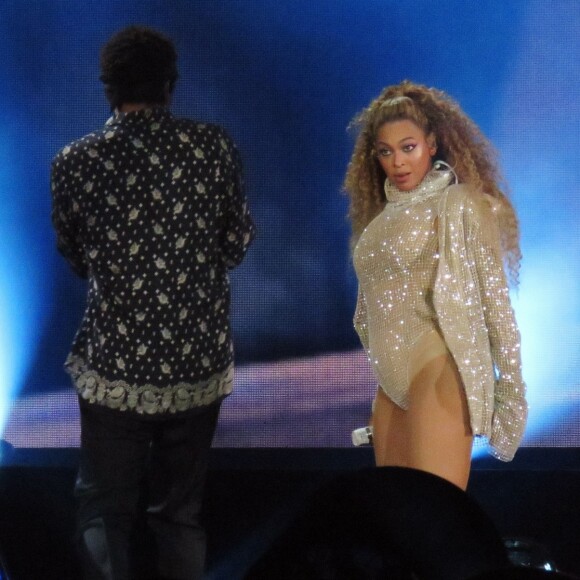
left=52, top=107, right=254, bottom=413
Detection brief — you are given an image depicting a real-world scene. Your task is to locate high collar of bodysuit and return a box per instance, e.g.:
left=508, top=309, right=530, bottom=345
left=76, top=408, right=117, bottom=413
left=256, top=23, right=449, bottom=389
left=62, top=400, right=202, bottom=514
left=384, top=163, right=456, bottom=206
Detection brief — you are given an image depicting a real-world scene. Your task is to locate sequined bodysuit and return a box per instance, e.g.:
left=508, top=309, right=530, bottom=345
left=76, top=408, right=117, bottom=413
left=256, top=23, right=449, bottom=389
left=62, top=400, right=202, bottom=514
left=353, top=167, right=527, bottom=461
left=353, top=169, right=451, bottom=408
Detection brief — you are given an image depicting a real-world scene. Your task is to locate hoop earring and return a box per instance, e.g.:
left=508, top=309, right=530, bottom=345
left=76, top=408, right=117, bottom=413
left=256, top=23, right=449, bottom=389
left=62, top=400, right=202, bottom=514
left=433, top=160, right=458, bottom=184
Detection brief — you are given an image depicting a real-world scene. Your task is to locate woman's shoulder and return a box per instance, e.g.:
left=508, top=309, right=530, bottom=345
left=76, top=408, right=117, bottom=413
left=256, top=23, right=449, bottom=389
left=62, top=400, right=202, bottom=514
left=445, top=184, right=501, bottom=218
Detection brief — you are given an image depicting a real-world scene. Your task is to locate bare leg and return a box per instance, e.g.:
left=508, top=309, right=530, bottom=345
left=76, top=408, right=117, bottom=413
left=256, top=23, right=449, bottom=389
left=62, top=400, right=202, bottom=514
left=371, top=387, right=410, bottom=469
left=372, top=353, right=473, bottom=490
left=406, top=354, right=473, bottom=490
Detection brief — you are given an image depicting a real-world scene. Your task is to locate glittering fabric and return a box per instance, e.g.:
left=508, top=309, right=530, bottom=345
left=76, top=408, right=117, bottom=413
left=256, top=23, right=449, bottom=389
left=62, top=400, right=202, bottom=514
left=353, top=166, right=527, bottom=461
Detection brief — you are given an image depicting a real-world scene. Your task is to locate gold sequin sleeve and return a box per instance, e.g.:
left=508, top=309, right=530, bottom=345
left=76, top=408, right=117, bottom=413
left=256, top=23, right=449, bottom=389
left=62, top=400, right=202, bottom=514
left=465, top=194, right=528, bottom=460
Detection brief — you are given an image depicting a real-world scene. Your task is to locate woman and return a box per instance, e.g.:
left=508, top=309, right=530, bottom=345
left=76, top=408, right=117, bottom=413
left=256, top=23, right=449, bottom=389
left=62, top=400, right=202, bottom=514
left=344, top=81, right=527, bottom=489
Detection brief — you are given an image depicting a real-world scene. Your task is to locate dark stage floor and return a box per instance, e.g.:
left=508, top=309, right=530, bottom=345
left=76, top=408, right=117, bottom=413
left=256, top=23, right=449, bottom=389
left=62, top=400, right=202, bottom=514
left=0, top=449, right=579, bottom=579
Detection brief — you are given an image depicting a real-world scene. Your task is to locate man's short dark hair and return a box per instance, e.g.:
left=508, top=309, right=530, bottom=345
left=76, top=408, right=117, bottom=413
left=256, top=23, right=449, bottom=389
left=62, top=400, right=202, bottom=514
left=100, top=26, right=178, bottom=109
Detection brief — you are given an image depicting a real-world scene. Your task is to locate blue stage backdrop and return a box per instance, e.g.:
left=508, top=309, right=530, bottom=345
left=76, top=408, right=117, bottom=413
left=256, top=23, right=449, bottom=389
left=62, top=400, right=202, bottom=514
left=1, top=0, right=579, bottom=450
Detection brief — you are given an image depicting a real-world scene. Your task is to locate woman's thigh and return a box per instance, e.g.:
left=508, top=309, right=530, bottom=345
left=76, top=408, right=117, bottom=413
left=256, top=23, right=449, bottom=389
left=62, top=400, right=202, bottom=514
left=372, top=354, right=473, bottom=490
left=371, top=387, right=409, bottom=468
left=406, top=354, right=473, bottom=489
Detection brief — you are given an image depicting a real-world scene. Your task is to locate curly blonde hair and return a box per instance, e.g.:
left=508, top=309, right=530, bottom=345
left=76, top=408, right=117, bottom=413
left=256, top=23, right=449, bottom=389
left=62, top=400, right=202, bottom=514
left=343, top=80, right=521, bottom=285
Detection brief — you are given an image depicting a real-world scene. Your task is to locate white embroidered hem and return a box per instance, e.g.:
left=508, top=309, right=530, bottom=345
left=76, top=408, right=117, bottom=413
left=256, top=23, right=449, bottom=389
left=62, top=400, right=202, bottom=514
left=65, top=354, right=233, bottom=415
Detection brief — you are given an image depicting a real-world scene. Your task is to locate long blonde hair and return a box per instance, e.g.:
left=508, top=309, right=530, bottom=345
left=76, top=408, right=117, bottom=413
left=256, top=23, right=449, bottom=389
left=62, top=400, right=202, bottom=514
left=343, top=80, right=521, bottom=285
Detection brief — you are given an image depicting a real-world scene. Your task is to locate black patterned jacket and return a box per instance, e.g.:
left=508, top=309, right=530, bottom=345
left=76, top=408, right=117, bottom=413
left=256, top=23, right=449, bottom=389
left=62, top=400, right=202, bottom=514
left=51, top=107, right=254, bottom=416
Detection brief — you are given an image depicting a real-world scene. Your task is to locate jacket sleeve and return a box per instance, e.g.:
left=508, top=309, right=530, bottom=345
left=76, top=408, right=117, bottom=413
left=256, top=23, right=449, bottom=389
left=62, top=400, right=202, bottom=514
left=217, top=130, right=255, bottom=268
left=464, top=194, right=527, bottom=461
left=51, top=152, right=88, bottom=278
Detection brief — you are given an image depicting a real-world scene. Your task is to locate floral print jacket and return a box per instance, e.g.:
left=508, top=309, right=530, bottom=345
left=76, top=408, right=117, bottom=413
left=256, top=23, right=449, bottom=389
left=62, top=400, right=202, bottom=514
left=51, top=107, right=255, bottom=416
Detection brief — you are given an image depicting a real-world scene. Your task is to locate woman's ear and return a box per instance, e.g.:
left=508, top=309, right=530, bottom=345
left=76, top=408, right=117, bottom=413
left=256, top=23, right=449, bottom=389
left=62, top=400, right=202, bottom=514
left=427, top=133, right=437, bottom=156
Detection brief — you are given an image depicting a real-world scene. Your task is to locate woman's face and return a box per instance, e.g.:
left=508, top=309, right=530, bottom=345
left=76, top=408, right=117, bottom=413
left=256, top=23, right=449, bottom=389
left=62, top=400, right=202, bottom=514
left=374, top=119, right=436, bottom=191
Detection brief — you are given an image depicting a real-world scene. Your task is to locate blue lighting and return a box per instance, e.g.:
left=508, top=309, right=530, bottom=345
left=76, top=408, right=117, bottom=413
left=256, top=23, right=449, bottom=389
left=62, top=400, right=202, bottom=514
left=0, top=0, right=579, bottom=450
left=0, top=119, right=51, bottom=434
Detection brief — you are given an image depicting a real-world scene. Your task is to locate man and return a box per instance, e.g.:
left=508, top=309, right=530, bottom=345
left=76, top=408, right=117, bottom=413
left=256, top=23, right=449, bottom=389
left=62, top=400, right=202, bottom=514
left=51, top=26, right=254, bottom=579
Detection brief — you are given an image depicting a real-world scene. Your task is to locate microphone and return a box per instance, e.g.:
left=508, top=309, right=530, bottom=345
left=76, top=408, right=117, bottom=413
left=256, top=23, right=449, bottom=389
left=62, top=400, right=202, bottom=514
left=351, top=426, right=374, bottom=446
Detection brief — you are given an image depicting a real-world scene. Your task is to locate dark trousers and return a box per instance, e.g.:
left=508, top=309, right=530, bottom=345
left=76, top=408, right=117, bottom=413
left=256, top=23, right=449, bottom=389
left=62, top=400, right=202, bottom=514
left=75, top=401, right=221, bottom=580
